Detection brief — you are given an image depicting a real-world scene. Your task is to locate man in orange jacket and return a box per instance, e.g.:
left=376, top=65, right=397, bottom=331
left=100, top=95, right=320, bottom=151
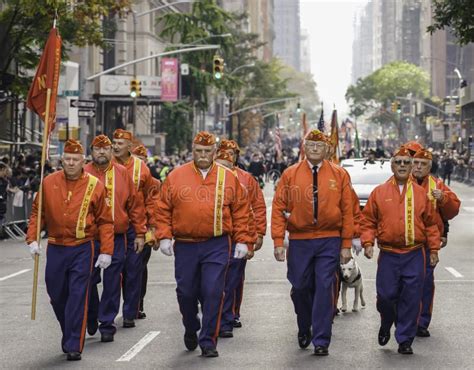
left=156, top=132, right=250, bottom=358
left=215, top=140, right=266, bottom=337
left=411, top=148, right=460, bottom=337
left=272, top=129, right=354, bottom=356
left=361, top=146, right=440, bottom=355
left=112, top=129, right=156, bottom=328
left=26, top=139, right=114, bottom=361
left=131, top=144, right=162, bottom=319
left=84, top=135, right=147, bottom=342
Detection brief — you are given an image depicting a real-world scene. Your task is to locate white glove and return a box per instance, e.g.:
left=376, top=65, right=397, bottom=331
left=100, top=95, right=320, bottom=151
left=28, top=241, right=41, bottom=260
left=352, top=238, right=362, bottom=256
left=95, top=254, right=112, bottom=269
left=234, top=243, right=248, bottom=259
left=160, top=239, right=173, bottom=256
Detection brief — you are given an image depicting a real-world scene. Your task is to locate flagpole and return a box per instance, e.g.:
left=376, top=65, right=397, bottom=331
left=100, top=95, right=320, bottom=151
left=31, top=88, right=52, bottom=320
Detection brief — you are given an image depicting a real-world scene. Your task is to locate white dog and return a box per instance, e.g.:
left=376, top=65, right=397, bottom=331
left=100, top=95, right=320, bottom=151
left=340, top=257, right=366, bottom=312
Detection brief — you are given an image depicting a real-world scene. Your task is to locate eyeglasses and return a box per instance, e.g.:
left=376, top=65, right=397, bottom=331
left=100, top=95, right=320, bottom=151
left=413, top=160, right=430, bottom=167
left=305, top=143, right=326, bottom=150
left=393, top=159, right=412, bottom=166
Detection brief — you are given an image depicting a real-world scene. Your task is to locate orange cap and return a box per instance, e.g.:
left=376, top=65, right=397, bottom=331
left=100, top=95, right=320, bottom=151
left=64, top=139, right=84, bottom=154
left=113, top=128, right=133, bottom=141
left=91, top=134, right=112, bottom=148
left=393, top=146, right=411, bottom=157
left=305, top=129, right=327, bottom=142
left=132, top=144, right=148, bottom=158
left=193, top=131, right=216, bottom=146
left=404, top=140, right=423, bottom=155
left=216, top=150, right=234, bottom=162
left=413, top=148, right=433, bottom=160
left=219, top=139, right=240, bottom=153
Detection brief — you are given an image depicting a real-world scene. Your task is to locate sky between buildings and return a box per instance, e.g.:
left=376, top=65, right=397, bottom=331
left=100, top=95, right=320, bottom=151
left=300, top=0, right=368, bottom=118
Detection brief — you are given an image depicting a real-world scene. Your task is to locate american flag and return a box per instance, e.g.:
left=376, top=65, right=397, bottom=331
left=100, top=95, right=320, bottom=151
left=275, top=126, right=282, bottom=160
left=317, top=105, right=325, bottom=132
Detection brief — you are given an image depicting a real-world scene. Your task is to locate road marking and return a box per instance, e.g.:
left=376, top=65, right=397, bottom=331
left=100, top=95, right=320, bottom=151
left=117, top=331, right=160, bottom=362
left=462, top=206, right=474, bottom=213
left=445, top=267, right=463, bottom=278
left=0, top=269, right=31, bottom=282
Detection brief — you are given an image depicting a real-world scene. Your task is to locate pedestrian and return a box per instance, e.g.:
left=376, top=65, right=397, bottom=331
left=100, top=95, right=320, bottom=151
left=131, top=144, right=162, bottom=319
left=411, top=148, right=460, bottom=337
left=271, top=129, right=354, bottom=356
left=26, top=139, right=114, bottom=361
left=215, top=140, right=267, bottom=337
left=112, top=129, right=155, bottom=328
left=361, top=146, right=440, bottom=355
left=84, top=135, right=147, bottom=342
left=441, top=153, right=454, bottom=185
left=156, top=131, right=251, bottom=358
left=0, top=162, right=10, bottom=227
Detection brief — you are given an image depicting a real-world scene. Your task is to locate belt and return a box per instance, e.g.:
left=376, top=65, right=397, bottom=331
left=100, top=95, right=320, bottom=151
left=174, top=234, right=227, bottom=243
left=379, top=243, right=424, bottom=253
left=48, top=237, right=93, bottom=246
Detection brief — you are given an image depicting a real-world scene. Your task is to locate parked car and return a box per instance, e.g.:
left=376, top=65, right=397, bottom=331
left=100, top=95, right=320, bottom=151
left=340, top=158, right=392, bottom=208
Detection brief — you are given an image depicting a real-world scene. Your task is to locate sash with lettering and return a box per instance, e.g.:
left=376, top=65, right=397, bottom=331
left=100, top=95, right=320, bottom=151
left=26, top=27, right=62, bottom=135
left=213, top=166, right=226, bottom=236
left=404, top=180, right=415, bottom=246
left=76, top=174, right=99, bottom=239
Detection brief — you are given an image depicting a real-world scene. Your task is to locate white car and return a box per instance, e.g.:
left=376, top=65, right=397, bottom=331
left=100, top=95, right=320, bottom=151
left=340, top=158, right=392, bottom=208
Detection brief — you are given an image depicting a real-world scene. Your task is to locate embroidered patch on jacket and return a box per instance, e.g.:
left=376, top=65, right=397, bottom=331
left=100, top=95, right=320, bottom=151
left=329, top=179, right=338, bottom=190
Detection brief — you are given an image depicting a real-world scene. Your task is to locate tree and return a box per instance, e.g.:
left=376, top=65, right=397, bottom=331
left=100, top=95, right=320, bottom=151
left=160, top=102, right=193, bottom=154
left=427, top=0, right=474, bottom=45
left=0, top=0, right=130, bottom=95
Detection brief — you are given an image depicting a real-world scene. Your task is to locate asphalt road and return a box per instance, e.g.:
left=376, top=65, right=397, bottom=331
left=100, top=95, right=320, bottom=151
left=0, top=181, right=473, bottom=369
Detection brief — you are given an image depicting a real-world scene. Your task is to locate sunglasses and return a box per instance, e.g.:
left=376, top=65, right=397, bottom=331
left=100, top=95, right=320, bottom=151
left=393, top=159, right=412, bottom=165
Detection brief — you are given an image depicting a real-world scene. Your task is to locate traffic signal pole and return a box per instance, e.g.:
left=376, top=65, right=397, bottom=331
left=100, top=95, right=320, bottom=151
left=132, top=11, right=138, bottom=131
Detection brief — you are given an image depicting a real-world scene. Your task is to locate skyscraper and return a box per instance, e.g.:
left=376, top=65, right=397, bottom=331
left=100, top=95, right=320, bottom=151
left=273, top=0, right=301, bottom=71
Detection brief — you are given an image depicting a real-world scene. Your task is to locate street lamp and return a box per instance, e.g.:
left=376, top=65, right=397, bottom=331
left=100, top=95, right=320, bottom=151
left=229, top=62, right=255, bottom=75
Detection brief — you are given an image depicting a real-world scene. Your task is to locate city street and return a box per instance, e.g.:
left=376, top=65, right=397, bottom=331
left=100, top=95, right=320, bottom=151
left=0, top=181, right=473, bottom=369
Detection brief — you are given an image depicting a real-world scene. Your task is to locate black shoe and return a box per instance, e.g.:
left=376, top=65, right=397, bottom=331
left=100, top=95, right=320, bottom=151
left=416, top=327, right=430, bottom=337
left=314, top=346, right=329, bottom=356
left=298, top=330, right=312, bottom=349
left=101, top=333, right=114, bottom=343
left=398, top=342, right=414, bottom=355
left=66, top=352, right=81, bottom=361
left=87, top=320, right=98, bottom=336
left=137, top=311, right=146, bottom=319
left=123, top=318, right=135, bottom=328
left=233, top=318, right=242, bottom=328
left=201, top=347, right=219, bottom=358
left=219, top=330, right=233, bottom=338
left=184, top=332, right=198, bottom=351
left=378, top=327, right=391, bottom=346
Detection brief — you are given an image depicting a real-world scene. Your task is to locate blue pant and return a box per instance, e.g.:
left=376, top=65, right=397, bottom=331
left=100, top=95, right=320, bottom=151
left=88, top=234, right=126, bottom=335
left=122, top=225, right=143, bottom=320
left=174, top=235, right=231, bottom=349
left=419, top=253, right=435, bottom=329
left=376, top=248, right=426, bottom=344
left=45, top=241, right=94, bottom=353
left=221, top=244, right=247, bottom=332
left=287, top=237, right=341, bottom=348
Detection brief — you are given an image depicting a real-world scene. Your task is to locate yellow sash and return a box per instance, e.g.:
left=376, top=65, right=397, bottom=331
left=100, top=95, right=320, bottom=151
left=404, top=180, right=415, bottom=246
left=105, top=166, right=115, bottom=221
left=213, top=166, right=226, bottom=236
left=133, top=157, right=141, bottom=190
left=76, top=174, right=99, bottom=239
left=427, top=176, right=437, bottom=209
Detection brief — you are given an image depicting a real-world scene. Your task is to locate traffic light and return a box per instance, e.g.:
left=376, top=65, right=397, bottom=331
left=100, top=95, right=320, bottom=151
left=130, top=79, right=141, bottom=98
left=456, top=104, right=461, bottom=115
left=213, top=55, right=224, bottom=79
left=397, top=102, right=402, bottom=113
left=391, top=101, right=397, bottom=113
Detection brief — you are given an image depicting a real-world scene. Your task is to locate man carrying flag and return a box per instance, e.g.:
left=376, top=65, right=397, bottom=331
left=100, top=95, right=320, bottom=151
left=26, top=140, right=114, bottom=361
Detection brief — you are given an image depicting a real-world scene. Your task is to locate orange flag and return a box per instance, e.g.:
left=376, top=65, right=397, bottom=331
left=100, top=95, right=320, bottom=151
left=329, top=108, right=340, bottom=164
left=299, top=112, right=308, bottom=161
left=26, top=27, right=62, bottom=134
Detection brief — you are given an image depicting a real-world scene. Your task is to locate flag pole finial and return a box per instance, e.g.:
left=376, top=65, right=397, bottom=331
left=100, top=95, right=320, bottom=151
left=53, top=8, right=58, bottom=28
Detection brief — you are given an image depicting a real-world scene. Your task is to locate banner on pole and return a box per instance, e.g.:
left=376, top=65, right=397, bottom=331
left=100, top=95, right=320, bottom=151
left=160, top=58, right=178, bottom=102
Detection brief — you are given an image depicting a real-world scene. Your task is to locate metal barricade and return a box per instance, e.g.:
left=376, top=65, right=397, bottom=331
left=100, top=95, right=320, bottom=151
left=1, top=192, right=33, bottom=241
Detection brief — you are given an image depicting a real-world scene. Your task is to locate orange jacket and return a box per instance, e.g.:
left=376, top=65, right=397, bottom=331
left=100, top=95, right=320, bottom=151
left=26, top=170, right=114, bottom=254
left=361, top=177, right=440, bottom=253
left=417, top=175, right=460, bottom=235
left=156, top=162, right=250, bottom=243
left=235, top=167, right=267, bottom=236
left=271, top=160, right=354, bottom=249
left=84, top=162, right=147, bottom=236
left=339, top=166, right=362, bottom=238
left=113, top=155, right=157, bottom=228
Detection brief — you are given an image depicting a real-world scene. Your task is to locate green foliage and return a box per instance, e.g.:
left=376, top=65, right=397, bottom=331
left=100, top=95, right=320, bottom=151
left=0, top=0, right=130, bottom=95
left=346, top=61, right=430, bottom=120
left=427, top=0, right=474, bottom=45
left=160, top=101, right=193, bottom=154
